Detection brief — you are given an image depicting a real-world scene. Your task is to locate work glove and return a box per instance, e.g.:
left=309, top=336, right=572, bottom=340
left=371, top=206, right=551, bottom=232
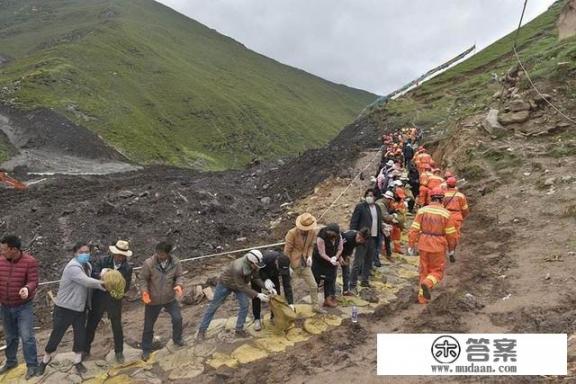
left=257, top=293, right=270, bottom=302
left=289, top=267, right=293, bottom=277
left=142, top=291, right=151, bottom=305
left=289, top=304, right=296, bottom=312
left=100, top=268, right=110, bottom=278
left=264, top=279, right=275, bottom=291
left=306, top=257, right=312, bottom=267
left=448, top=250, right=456, bottom=263
left=329, top=256, right=338, bottom=266
left=174, top=285, right=184, bottom=299
left=407, top=248, right=416, bottom=256
left=267, top=288, right=278, bottom=296
left=19, top=287, right=29, bottom=300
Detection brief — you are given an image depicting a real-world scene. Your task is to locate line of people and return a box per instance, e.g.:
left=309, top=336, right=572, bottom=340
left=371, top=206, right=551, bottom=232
left=0, top=127, right=470, bottom=379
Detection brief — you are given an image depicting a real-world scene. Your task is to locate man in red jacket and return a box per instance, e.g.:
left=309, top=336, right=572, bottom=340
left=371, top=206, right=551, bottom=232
left=0, top=235, right=39, bottom=379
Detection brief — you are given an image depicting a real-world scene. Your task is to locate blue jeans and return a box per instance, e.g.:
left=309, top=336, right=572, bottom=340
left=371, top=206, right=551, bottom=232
left=198, top=283, right=249, bottom=332
left=1, top=301, right=38, bottom=367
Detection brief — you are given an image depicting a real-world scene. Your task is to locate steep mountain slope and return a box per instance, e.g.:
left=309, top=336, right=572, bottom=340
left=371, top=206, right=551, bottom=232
left=0, top=0, right=374, bottom=170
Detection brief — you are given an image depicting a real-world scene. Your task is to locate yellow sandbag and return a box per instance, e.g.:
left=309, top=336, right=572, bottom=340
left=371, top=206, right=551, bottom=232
left=254, top=335, right=294, bottom=353
left=292, top=304, right=315, bottom=319
left=336, top=295, right=370, bottom=307
left=103, top=270, right=126, bottom=300
left=322, top=314, right=342, bottom=327
left=207, top=352, right=239, bottom=369
left=0, top=364, right=25, bottom=383
left=303, top=317, right=328, bottom=335
left=231, top=344, right=268, bottom=364
left=269, top=295, right=297, bottom=333
left=285, top=327, right=311, bottom=343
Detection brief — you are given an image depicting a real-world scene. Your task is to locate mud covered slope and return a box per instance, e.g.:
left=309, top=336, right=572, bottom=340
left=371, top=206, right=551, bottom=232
left=0, top=110, right=383, bottom=282
left=0, top=0, right=374, bottom=170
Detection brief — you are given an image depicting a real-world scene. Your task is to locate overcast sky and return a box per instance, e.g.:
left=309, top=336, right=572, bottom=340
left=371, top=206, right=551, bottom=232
left=157, top=0, right=557, bottom=95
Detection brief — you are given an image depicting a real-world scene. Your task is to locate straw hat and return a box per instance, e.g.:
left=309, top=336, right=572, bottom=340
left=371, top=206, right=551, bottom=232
left=295, top=213, right=317, bottom=231
left=109, top=240, right=133, bottom=258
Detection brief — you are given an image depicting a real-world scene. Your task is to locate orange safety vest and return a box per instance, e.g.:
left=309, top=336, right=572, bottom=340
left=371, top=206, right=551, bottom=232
left=427, top=175, right=444, bottom=190
left=408, top=202, right=458, bottom=253
left=443, top=188, right=469, bottom=221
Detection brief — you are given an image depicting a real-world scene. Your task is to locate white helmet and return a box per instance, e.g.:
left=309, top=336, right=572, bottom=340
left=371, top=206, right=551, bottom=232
left=246, top=249, right=265, bottom=268
left=384, top=191, right=395, bottom=199
left=393, top=180, right=403, bottom=186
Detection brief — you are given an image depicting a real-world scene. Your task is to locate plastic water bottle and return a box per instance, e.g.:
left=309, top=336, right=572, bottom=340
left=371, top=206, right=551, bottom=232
left=351, top=305, right=358, bottom=323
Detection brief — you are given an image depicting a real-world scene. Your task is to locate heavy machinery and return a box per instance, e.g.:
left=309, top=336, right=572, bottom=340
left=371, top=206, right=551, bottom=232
left=0, top=171, right=27, bottom=190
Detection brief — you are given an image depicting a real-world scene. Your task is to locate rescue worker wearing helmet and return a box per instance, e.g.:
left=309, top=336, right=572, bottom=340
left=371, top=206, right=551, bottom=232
left=408, top=188, right=458, bottom=304
left=196, top=249, right=270, bottom=340
left=443, top=177, right=469, bottom=259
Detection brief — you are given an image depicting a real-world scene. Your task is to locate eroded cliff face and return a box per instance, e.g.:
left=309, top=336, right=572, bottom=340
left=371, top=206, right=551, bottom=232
left=558, top=0, right=576, bottom=40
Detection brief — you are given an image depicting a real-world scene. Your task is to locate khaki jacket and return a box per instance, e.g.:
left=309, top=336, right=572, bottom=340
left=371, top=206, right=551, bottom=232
left=139, top=255, right=184, bottom=305
left=284, top=227, right=316, bottom=268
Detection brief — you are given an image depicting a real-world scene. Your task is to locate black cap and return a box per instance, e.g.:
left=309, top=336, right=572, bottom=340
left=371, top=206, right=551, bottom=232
left=277, top=253, right=291, bottom=276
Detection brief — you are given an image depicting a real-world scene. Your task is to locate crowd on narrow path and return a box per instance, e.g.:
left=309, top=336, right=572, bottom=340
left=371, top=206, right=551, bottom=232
left=0, top=126, right=470, bottom=381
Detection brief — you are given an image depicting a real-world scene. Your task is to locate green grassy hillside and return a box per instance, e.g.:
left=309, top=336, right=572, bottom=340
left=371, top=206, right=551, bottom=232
left=379, top=0, right=575, bottom=131
left=0, top=0, right=374, bottom=169
left=371, top=0, right=576, bottom=181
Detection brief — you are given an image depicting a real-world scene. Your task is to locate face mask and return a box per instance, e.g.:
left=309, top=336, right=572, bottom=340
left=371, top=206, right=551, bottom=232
left=76, top=253, right=90, bottom=264
left=365, top=196, right=375, bottom=205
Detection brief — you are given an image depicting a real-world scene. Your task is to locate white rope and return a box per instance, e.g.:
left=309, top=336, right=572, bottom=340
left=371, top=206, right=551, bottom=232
left=318, top=148, right=382, bottom=221
left=513, top=46, right=576, bottom=125
left=512, top=0, right=576, bottom=125
left=38, top=241, right=287, bottom=287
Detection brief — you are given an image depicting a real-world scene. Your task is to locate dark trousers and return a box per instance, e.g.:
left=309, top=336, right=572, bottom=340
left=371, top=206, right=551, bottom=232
left=350, top=237, right=376, bottom=288
left=45, top=306, right=86, bottom=354
left=1, top=301, right=38, bottom=367
left=141, top=300, right=182, bottom=353
left=383, top=235, right=392, bottom=257
left=312, top=263, right=336, bottom=298
left=341, top=261, right=351, bottom=292
left=251, top=276, right=280, bottom=320
left=85, top=292, right=123, bottom=354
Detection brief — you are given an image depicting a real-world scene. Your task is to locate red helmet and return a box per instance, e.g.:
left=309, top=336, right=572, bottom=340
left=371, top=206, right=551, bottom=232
left=430, top=187, right=445, bottom=198
left=446, top=177, right=457, bottom=188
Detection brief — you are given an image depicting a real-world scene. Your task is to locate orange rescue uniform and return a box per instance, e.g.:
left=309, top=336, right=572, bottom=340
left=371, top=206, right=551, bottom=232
left=427, top=175, right=444, bottom=190
left=390, top=199, right=406, bottom=254
left=443, top=188, right=469, bottom=239
left=408, top=202, right=458, bottom=304
left=415, top=153, right=432, bottom=173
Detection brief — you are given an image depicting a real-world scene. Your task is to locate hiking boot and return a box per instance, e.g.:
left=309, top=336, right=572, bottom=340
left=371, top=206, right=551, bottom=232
left=74, top=362, right=87, bottom=375
left=360, top=281, right=371, bottom=288
left=36, top=362, right=48, bottom=376
left=235, top=329, right=250, bottom=338
left=312, top=305, right=327, bottom=314
left=115, top=352, right=125, bottom=364
left=25, top=367, right=37, bottom=380
left=329, top=296, right=338, bottom=307
left=196, top=330, right=206, bottom=341
left=323, top=298, right=336, bottom=308
left=421, top=283, right=431, bottom=300
left=254, top=319, right=262, bottom=331
left=173, top=339, right=186, bottom=348
left=141, top=351, right=151, bottom=362
left=0, top=363, right=17, bottom=375
left=343, top=290, right=354, bottom=296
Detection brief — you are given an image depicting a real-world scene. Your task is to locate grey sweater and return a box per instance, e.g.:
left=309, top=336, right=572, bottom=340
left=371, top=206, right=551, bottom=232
left=55, top=258, right=105, bottom=312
